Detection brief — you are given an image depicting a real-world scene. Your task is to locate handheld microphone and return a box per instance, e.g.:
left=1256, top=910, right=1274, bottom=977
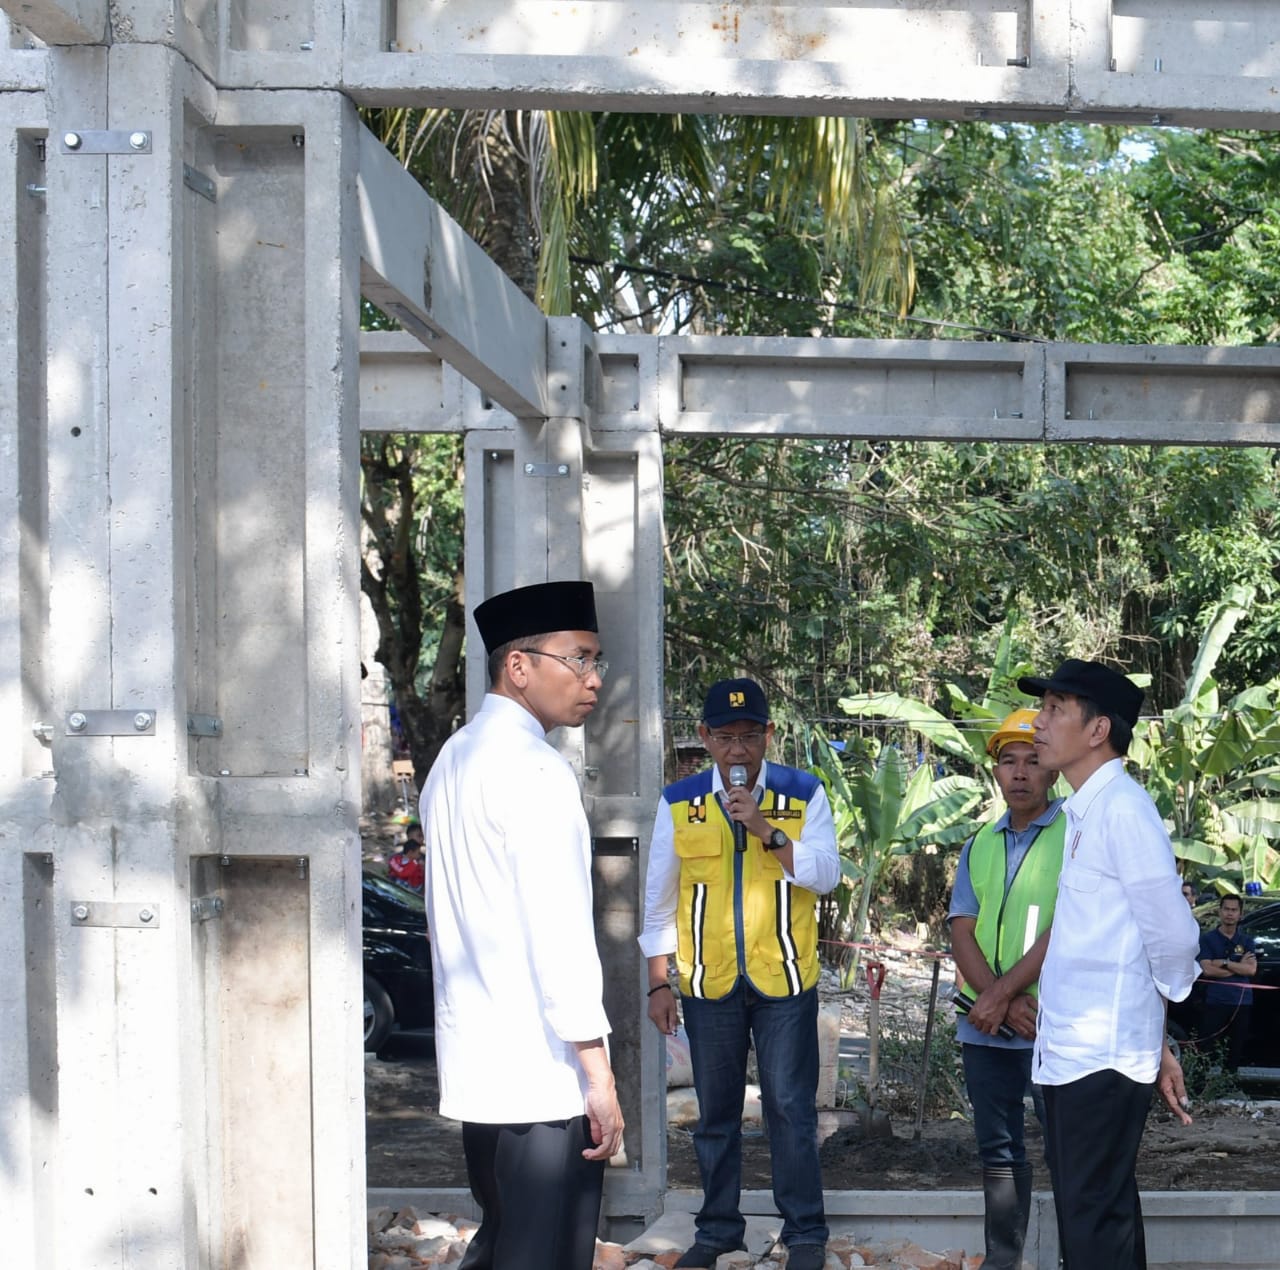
left=729, top=765, right=748, bottom=853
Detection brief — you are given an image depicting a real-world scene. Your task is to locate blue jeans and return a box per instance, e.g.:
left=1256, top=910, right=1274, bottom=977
left=962, top=1043, right=1044, bottom=1168
left=681, top=981, right=827, bottom=1250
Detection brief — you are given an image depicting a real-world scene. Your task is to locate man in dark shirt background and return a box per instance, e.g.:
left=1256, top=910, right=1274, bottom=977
left=1198, top=893, right=1257, bottom=1071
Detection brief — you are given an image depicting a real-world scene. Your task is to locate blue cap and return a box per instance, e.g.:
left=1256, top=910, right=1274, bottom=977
left=702, top=678, right=769, bottom=727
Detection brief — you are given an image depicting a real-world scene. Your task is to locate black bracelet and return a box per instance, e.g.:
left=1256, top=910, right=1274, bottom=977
left=647, top=983, right=673, bottom=997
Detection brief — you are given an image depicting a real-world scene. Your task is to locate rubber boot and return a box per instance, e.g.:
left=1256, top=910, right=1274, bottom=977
left=981, top=1163, right=1032, bottom=1270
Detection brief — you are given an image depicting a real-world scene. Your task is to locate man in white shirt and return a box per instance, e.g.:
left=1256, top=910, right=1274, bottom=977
left=420, top=580, right=624, bottom=1270
left=1019, top=659, right=1200, bottom=1270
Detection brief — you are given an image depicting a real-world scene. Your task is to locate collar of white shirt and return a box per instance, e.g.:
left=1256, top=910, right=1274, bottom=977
left=478, top=691, right=547, bottom=739
left=1063, top=755, right=1124, bottom=820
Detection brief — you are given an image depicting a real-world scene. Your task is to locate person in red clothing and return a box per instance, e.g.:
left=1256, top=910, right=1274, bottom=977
left=388, top=823, right=425, bottom=891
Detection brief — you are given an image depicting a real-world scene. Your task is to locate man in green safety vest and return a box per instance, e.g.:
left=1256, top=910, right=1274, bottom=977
left=948, top=707, right=1065, bottom=1270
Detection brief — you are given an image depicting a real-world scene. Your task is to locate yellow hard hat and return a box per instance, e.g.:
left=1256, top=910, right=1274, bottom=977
left=986, top=707, right=1039, bottom=758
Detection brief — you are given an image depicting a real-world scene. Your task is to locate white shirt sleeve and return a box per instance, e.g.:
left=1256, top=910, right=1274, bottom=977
left=506, top=753, right=613, bottom=1044
left=784, top=781, right=841, bottom=896
left=637, top=795, right=679, bottom=958
left=1110, top=802, right=1202, bottom=1004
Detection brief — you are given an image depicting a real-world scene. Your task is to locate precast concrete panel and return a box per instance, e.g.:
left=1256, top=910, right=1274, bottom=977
left=0, top=107, right=49, bottom=797
left=199, top=128, right=311, bottom=778
left=1111, top=1, right=1280, bottom=79
left=196, top=854, right=315, bottom=1267
left=659, top=337, right=1044, bottom=439
left=227, top=0, right=315, bottom=51
left=1049, top=345, right=1280, bottom=445
left=358, top=330, right=462, bottom=433
left=390, top=0, right=1027, bottom=67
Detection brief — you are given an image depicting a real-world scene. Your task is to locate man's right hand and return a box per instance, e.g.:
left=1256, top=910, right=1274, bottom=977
left=647, top=985, right=679, bottom=1035
left=967, top=979, right=1013, bottom=1035
left=583, top=1079, right=625, bottom=1160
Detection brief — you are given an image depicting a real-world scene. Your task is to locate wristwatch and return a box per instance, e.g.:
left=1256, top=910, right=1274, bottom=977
left=767, top=828, right=789, bottom=851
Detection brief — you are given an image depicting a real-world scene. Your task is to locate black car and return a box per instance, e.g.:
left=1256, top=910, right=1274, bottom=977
left=363, top=868, right=434, bottom=1051
left=1168, top=898, right=1280, bottom=1070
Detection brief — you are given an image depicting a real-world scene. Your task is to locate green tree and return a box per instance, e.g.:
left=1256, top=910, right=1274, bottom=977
left=358, top=108, right=915, bottom=777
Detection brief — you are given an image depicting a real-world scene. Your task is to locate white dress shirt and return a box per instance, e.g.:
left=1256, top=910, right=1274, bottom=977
left=1034, top=758, right=1200, bottom=1087
left=638, top=759, right=841, bottom=959
left=420, top=693, right=611, bottom=1123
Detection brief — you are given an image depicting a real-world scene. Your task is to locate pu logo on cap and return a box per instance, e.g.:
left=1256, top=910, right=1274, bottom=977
left=730, top=691, right=745, bottom=707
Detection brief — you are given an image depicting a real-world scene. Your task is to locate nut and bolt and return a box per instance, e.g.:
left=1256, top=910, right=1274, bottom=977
left=63, top=131, right=82, bottom=150
left=133, top=712, right=153, bottom=731
left=72, top=904, right=89, bottom=921
left=128, top=132, right=149, bottom=151
left=68, top=712, right=88, bottom=732
left=139, top=908, right=154, bottom=923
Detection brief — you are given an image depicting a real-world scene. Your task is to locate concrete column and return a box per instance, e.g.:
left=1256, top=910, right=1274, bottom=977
left=0, top=80, right=53, bottom=1270
left=0, top=38, right=365, bottom=1266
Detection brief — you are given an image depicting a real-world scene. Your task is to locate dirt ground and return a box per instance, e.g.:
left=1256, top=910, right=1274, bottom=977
left=364, top=1036, right=1280, bottom=1193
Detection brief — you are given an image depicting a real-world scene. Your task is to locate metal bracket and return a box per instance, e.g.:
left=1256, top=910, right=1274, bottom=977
left=71, top=902, right=160, bottom=929
left=60, top=130, right=152, bottom=155
left=66, top=710, right=156, bottom=736
left=523, top=462, right=571, bottom=477
left=190, top=896, right=224, bottom=923
left=186, top=713, right=223, bottom=738
left=183, top=163, right=216, bottom=203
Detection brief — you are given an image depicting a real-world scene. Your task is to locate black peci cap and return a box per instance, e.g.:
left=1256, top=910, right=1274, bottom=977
left=473, top=581, right=598, bottom=655
left=1017, top=658, right=1143, bottom=727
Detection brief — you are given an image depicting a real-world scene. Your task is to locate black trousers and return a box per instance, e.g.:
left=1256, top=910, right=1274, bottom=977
left=1043, top=1070, right=1153, bottom=1270
left=459, top=1116, right=604, bottom=1270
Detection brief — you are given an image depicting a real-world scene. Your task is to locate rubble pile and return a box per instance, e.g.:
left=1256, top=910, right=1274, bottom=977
left=367, top=1207, right=983, bottom=1270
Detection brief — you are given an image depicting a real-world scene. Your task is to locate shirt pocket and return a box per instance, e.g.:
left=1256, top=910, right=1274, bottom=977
left=1061, top=866, right=1101, bottom=894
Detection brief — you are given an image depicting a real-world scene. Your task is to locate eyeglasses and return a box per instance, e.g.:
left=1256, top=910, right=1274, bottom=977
left=523, top=649, right=610, bottom=680
left=706, top=730, right=767, bottom=747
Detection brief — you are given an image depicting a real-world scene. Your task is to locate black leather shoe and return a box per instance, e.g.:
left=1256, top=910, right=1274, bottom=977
left=785, top=1245, right=827, bottom=1270
left=674, top=1243, right=746, bottom=1268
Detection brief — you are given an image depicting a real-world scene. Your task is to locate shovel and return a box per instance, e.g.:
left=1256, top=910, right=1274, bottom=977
left=860, top=960, right=893, bottom=1137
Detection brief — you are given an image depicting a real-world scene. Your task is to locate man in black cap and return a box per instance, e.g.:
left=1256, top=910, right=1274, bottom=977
left=639, top=678, right=840, bottom=1270
left=420, top=580, right=623, bottom=1270
left=1018, top=659, right=1200, bottom=1270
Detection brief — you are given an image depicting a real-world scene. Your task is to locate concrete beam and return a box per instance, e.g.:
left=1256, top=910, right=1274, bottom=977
left=327, top=0, right=1280, bottom=129
left=0, top=0, right=104, bottom=44
left=360, top=336, right=1280, bottom=446
left=356, top=124, right=549, bottom=420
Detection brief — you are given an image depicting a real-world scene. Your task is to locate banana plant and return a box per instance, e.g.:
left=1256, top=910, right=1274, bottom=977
left=811, top=733, right=983, bottom=982
left=1134, top=585, right=1280, bottom=892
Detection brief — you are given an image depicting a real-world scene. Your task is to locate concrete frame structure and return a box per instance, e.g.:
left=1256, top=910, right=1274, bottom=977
left=2, top=2, right=1280, bottom=1266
